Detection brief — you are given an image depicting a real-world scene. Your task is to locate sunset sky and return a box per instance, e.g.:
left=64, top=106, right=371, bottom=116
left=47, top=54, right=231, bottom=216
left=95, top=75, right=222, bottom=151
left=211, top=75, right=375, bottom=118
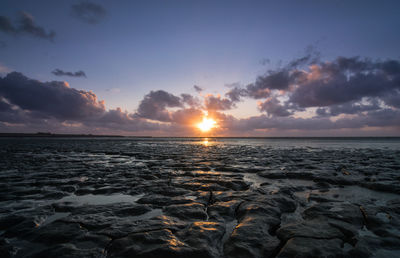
left=1, top=0, right=400, bottom=136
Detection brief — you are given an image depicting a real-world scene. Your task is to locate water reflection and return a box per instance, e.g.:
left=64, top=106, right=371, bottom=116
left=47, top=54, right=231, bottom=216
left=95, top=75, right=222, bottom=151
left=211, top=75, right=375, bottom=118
left=202, top=138, right=209, bottom=146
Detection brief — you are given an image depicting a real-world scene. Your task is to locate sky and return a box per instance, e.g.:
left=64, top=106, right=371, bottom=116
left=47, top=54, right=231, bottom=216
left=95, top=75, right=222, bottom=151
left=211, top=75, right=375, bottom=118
left=0, top=0, right=400, bottom=136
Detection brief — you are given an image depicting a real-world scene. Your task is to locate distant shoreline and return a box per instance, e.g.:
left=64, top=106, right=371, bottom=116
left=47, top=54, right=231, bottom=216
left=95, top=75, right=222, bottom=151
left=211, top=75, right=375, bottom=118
left=0, top=133, right=399, bottom=139
left=0, top=133, right=127, bottom=138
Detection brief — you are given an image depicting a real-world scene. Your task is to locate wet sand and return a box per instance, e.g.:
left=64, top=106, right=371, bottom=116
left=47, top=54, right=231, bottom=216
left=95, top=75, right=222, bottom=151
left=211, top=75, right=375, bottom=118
left=0, top=137, right=399, bottom=257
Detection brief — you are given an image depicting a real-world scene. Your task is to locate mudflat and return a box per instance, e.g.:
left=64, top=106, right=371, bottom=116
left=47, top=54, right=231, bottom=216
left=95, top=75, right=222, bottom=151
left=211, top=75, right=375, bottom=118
left=0, top=137, right=399, bottom=257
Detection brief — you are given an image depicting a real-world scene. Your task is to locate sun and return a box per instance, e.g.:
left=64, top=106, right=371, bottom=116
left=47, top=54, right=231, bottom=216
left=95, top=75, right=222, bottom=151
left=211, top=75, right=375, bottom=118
left=196, top=117, right=217, bottom=132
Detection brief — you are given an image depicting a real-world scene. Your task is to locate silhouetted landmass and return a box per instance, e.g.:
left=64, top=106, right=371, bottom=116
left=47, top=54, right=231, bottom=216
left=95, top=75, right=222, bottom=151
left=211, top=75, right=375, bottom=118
left=0, top=132, right=126, bottom=138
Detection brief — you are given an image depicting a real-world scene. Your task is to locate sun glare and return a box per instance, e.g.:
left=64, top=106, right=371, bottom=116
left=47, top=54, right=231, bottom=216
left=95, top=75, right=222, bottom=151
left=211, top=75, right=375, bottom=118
left=196, top=117, right=217, bottom=132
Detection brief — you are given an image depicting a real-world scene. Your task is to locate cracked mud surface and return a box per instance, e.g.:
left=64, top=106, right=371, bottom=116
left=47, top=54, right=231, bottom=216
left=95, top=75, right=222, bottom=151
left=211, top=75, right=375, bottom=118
left=0, top=137, right=400, bottom=257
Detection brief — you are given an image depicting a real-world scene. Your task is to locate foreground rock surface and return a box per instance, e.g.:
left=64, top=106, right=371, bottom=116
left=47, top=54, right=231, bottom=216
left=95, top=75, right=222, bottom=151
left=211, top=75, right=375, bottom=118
left=0, top=138, right=399, bottom=257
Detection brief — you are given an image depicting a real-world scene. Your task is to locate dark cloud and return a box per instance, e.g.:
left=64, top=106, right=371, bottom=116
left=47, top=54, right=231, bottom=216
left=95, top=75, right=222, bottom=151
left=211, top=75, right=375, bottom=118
left=315, top=107, right=328, bottom=117
left=230, top=56, right=400, bottom=122
left=259, top=58, right=270, bottom=66
left=0, top=72, right=204, bottom=135
left=52, top=69, right=87, bottom=78
left=88, top=107, right=164, bottom=132
left=316, top=99, right=381, bottom=117
left=246, top=70, right=290, bottom=98
left=289, top=57, right=400, bottom=108
left=171, top=108, right=203, bottom=125
left=382, top=90, right=400, bottom=108
left=0, top=12, right=55, bottom=41
left=203, top=87, right=245, bottom=112
left=0, top=98, right=12, bottom=112
left=244, top=53, right=319, bottom=99
left=136, top=90, right=183, bottom=122
left=258, top=97, right=292, bottom=117
left=18, top=12, right=55, bottom=41
left=243, top=54, right=398, bottom=108
left=0, top=16, right=15, bottom=34
left=193, top=85, right=203, bottom=93
left=71, top=1, right=107, bottom=24
left=135, top=91, right=204, bottom=128
left=228, top=109, right=400, bottom=133
left=225, top=87, right=246, bottom=102
left=0, top=72, right=168, bottom=134
left=0, top=72, right=104, bottom=120
left=204, top=95, right=235, bottom=111
left=180, top=93, right=201, bottom=107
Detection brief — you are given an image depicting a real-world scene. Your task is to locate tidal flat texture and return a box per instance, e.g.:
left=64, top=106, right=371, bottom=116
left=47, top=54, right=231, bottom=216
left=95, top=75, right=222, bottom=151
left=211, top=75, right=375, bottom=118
left=0, top=137, right=400, bottom=258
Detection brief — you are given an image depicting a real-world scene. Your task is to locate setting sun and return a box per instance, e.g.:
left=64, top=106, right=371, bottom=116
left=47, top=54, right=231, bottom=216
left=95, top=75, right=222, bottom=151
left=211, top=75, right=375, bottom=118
left=196, top=117, right=217, bottom=132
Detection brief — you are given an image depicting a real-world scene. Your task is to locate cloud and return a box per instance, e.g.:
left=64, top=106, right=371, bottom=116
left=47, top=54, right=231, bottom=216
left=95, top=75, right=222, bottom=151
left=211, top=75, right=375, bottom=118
left=228, top=109, right=400, bottom=133
left=136, top=90, right=183, bottom=122
left=288, top=57, right=400, bottom=108
left=87, top=107, right=164, bottom=132
left=52, top=69, right=87, bottom=78
left=0, top=12, right=55, bottom=41
left=0, top=72, right=104, bottom=120
left=180, top=93, right=201, bottom=107
left=203, top=87, right=245, bottom=111
left=193, top=85, right=203, bottom=93
left=0, top=72, right=167, bottom=134
left=71, top=1, right=107, bottom=24
left=0, top=16, right=15, bottom=34
left=171, top=108, right=203, bottom=125
left=382, top=90, right=400, bottom=108
left=244, top=53, right=319, bottom=99
left=0, top=72, right=203, bottom=135
left=204, top=94, right=235, bottom=111
left=0, top=98, right=12, bottom=112
left=228, top=55, right=400, bottom=120
left=316, top=99, right=381, bottom=117
left=1, top=52, right=400, bottom=137
left=18, top=12, right=55, bottom=41
left=258, top=97, right=292, bottom=117
left=247, top=70, right=292, bottom=96
left=225, top=86, right=246, bottom=102
left=105, top=88, right=121, bottom=94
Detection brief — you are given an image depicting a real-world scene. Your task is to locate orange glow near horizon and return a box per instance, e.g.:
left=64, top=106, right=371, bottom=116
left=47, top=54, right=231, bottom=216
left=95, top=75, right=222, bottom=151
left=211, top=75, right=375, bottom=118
left=196, top=116, right=217, bottom=132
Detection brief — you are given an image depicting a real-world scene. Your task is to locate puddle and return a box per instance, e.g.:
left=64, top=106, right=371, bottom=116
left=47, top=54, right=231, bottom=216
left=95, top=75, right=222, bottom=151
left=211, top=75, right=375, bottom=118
left=303, top=185, right=399, bottom=206
left=221, top=219, right=238, bottom=247
left=185, top=195, right=197, bottom=200
left=128, top=209, right=163, bottom=221
left=57, top=193, right=145, bottom=206
left=243, top=173, right=269, bottom=190
left=243, top=174, right=315, bottom=192
left=34, top=212, right=71, bottom=228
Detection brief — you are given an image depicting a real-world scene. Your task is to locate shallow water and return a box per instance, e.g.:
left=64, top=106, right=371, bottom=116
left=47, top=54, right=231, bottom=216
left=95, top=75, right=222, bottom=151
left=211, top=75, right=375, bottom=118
left=0, top=137, right=399, bottom=257
left=58, top=193, right=145, bottom=206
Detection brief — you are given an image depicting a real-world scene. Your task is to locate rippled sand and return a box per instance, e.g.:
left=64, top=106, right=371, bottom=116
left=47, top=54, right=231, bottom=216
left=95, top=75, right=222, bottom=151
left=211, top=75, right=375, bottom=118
left=0, top=137, right=399, bottom=257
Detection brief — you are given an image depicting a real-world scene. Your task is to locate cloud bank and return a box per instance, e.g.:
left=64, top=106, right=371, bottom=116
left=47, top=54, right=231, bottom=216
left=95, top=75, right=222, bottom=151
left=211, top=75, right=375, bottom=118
left=1, top=55, right=400, bottom=136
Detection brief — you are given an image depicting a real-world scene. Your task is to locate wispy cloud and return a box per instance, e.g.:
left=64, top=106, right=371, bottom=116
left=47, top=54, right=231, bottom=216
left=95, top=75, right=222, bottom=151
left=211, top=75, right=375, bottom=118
left=71, top=1, right=107, bottom=24
left=0, top=12, right=55, bottom=41
left=52, top=69, right=86, bottom=78
left=193, top=85, right=203, bottom=93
